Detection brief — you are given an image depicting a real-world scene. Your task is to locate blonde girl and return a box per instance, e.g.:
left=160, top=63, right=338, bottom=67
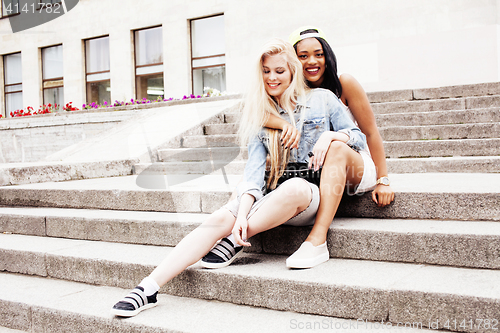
left=111, top=39, right=323, bottom=317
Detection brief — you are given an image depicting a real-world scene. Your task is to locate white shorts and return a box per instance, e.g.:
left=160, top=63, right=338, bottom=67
left=223, top=179, right=320, bottom=227
left=352, top=150, right=377, bottom=195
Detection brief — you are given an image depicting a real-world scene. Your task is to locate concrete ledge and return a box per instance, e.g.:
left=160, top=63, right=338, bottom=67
left=164, top=134, right=239, bottom=149
left=133, top=160, right=246, bottom=176
left=380, top=123, right=500, bottom=141
left=0, top=173, right=498, bottom=221
left=384, top=138, right=500, bottom=158
left=0, top=300, right=31, bottom=332
left=1, top=207, right=499, bottom=269
left=0, top=272, right=434, bottom=333
left=367, top=82, right=500, bottom=103
left=0, top=94, right=241, bottom=128
left=0, top=237, right=499, bottom=332
left=204, top=123, right=239, bottom=135
left=412, top=82, right=500, bottom=100
left=386, top=156, right=500, bottom=173
left=44, top=99, right=241, bottom=164
left=367, top=89, right=413, bottom=103
left=158, top=147, right=247, bottom=163
left=466, top=95, right=500, bottom=109
left=135, top=155, right=500, bottom=176
left=376, top=108, right=500, bottom=127
left=371, top=98, right=466, bottom=114
left=0, top=159, right=137, bottom=186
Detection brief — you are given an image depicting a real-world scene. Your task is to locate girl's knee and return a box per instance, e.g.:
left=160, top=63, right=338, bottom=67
left=325, top=141, right=349, bottom=160
left=202, top=208, right=235, bottom=230
left=325, top=141, right=359, bottom=166
left=278, top=178, right=312, bottom=205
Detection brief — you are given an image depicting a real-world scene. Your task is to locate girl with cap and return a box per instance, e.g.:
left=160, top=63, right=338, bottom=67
left=264, top=26, right=395, bottom=268
left=111, top=38, right=364, bottom=317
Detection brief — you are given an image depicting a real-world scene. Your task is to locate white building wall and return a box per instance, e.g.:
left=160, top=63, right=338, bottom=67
left=0, top=0, right=498, bottom=116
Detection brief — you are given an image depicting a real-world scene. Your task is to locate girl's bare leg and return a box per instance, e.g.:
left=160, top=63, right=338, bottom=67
left=245, top=178, right=312, bottom=238
left=149, top=209, right=236, bottom=286
left=306, top=141, right=364, bottom=246
left=150, top=178, right=312, bottom=286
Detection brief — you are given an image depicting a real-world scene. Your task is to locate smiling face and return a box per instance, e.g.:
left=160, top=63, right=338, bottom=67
left=295, top=38, right=326, bottom=87
left=262, top=53, right=292, bottom=102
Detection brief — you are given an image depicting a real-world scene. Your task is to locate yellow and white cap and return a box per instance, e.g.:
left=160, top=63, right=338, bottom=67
left=288, top=26, right=328, bottom=46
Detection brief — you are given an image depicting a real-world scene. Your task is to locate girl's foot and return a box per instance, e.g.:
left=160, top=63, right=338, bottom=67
left=200, top=237, right=243, bottom=269
left=286, top=241, right=329, bottom=269
left=111, top=286, right=158, bottom=317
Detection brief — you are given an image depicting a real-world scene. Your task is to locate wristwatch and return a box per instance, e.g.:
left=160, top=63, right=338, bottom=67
left=376, top=176, right=390, bottom=186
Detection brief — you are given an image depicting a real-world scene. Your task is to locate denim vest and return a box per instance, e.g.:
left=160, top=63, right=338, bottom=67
left=237, top=88, right=367, bottom=202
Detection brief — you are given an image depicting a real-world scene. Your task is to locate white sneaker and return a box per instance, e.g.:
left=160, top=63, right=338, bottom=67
left=286, top=241, right=329, bottom=269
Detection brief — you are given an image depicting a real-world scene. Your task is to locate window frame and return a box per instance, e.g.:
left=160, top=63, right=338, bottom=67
left=133, top=25, right=164, bottom=100
left=189, top=14, right=226, bottom=95
left=84, top=35, right=111, bottom=104
left=41, top=44, right=64, bottom=107
left=3, top=52, right=23, bottom=116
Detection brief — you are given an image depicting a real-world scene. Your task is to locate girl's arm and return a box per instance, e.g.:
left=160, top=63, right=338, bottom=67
left=339, top=74, right=394, bottom=206
left=264, top=113, right=300, bottom=149
left=232, top=193, right=255, bottom=247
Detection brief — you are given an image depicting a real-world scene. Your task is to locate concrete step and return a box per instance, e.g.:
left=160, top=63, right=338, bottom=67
left=379, top=123, right=500, bottom=141
left=1, top=207, right=499, bottom=269
left=384, top=138, right=500, bottom=158
left=0, top=272, right=438, bottom=333
left=157, top=144, right=500, bottom=173
left=0, top=234, right=498, bottom=332
left=133, top=160, right=245, bottom=175
left=136, top=155, right=500, bottom=176
left=376, top=107, right=500, bottom=127
left=386, top=156, right=500, bottom=173
left=204, top=122, right=239, bottom=135
left=0, top=159, right=136, bottom=186
left=367, top=82, right=500, bottom=103
left=0, top=326, right=25, bottom=333
left=0, top=273, right=377, bottom=333
left=207, top=108, right=500, bottom=136
left=371, top=98, right=466, bottom=114
left=167, top=134, right=499, bottom=158
left=0, top=173, right=498, bottom=221
left=224, top=112, right=240, bottom=123
left=165, top=134, right=239, bottom=149
left=158, top=146, right=246, bottom=163
left=371, top=95, right=500, bottom=114
left=466, top=95, right=500, bottom=109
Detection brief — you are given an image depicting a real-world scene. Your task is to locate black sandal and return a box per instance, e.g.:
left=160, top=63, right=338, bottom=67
left=200, top=237, right=243, bottom=269
left=111, top=286, right=157, bottom=317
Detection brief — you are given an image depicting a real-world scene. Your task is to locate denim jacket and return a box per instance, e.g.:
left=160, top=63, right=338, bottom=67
left=237, top=88, right=366, bottom=202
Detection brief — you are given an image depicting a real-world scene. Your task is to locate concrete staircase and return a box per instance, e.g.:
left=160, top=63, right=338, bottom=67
left=1, top=82, right=500, bottom=332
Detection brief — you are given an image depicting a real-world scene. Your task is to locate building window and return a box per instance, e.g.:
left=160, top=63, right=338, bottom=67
left=42, top=45, right=63, bottom=109
left=3, top=52, right=23, bottom=116
left=134, top=26, right=164, bottom=100
left=191, top=15, right=226, bottom=96
left=85, top=36, right=110, bottom=105
left=1, top=0, right=20, bottom=17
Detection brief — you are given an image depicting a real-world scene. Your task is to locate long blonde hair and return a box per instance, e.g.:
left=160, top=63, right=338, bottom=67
left=238, top=38, right=309, bottom=189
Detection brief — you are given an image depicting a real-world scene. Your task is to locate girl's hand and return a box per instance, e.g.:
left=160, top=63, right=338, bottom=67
left=232, top=217, right=251, bottom=247
left=372, top=184, right=395, bottom=207
left=281, top=123, right=300, bottom=149
left=309, top=132, right=334, bottom=171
